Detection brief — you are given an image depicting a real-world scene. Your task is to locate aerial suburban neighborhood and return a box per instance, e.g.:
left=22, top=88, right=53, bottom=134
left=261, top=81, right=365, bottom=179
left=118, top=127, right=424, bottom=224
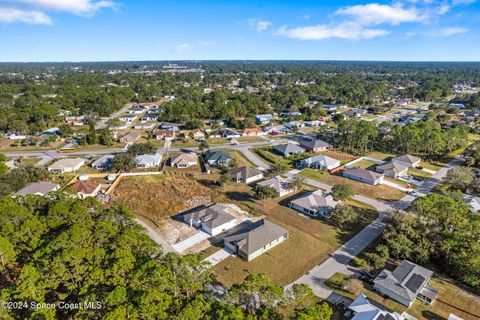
left=1, top=1, right=480, bottom=319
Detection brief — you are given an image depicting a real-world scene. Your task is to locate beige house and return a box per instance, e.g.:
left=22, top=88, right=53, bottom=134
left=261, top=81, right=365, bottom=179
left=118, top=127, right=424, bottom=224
left=170, top=153, right=198, bottom=168
left=119, top=132, right=141, bottom=143
left=48, top=158, right=85, bottom=174
left=228, top=166, right=264, bottom=184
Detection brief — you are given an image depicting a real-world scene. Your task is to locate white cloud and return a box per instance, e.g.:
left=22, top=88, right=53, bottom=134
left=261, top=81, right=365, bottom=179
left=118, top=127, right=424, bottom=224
left=303, top=14, right=311, bottom=20
left=436, top=26, right=468, bottom=36
left=336, top=3, right=427, bottom=25
left=173, top=43, right=192, bottom=53
left=276, top=22, right=389, bottom=40
left=16, top=0, right=117, bottom=16
left=0, top=7, right=52, bottom=24
left=247, top=18, right=271, bottom=32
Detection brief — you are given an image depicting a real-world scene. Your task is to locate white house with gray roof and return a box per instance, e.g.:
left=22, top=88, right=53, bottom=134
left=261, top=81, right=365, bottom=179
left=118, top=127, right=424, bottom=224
left=374, top=260, right=438, bottom=307
left=222, top=219, right=288, bottom=261
left=135, top=153, right=163, bottom=168
left=48, top=158, right=85, bottom=173
left=392, top=154, right=421, bottom=168
left=91, top=154, right=114, bottom=171
left=343, top=168, right=384, bottom=185
left=183, top=203, right=237, bottom=236
left=273, top=143, right=305, bottom=157
left=13, top=182, right=60, bottom=197
left=228, top=166, right=263, bottom=184
left=298, top=154, right=340, bottom=170
left=347, top=294, right=404, bottom=320
left=289, top=190, right=340, bottom=218
left=257, top=176, right=293, bottom=197
left=376, top=162, right=409, bottom=178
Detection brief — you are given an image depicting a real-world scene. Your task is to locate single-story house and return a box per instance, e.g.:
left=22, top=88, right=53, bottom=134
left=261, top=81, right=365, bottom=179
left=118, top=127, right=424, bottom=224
left=48, top=158, right=85, bottom=174
left=392, top=155, right=421, bottom=168
left=281, top=111, right=301, bottom=117
left=160, top=122, right=179, bottom=131
left=140, top=115, right=158, bottom=122
left=91, top=155, right=114, bottom=171
left=223, top=219, right=288, bottom=261
left=289, top=190, right=340, bottom=218
left=241, top=127, right=266, bottom=136
left=344, top=108, right=368, bottom=119
left=255, top=114, right=274, bottom=124
left=374, top=260, right=438, bottom=307
left=190, top=129, right=205, bottom=140
left=129, top=108, right=145, bottom=114
left=219, top=128, right=241, bottom=139
left=12, top=182, right=60, bottom=197
left=257, top=176, right=292, bottom=197
left=297, top=154, right=340, bottom=170
left=183, top=203, right=237, bottom=236
left=273, top=143, right=306, bottom=157
left=203, top=150, right=232, bottom=167
left=41, top=127, right=60, bottom=135
left=153, top=129, right=176, bottom=141
left=347, top=294, right=404, bottom=320
left=300, top=139, right=333, bottom=152
left=119, top=132, right=141, bottom=143
left=262, top=125, right=286, bottom=135
left=228, top=166, right=264, bottom=184
left=68, top=179, right=101, bottom=199
left=304, top=120, right=325, bottom=127
left=134, top=123, right=156, bottom=130
left=119, top=114, right=137, bottom=123
left=135, top=153, right=163, bottom=168
left=170, top=153, right=198, bottom=168
left=376, top=162, right=409, bottom=178
left=284, top=121, right=304, bottom=130
left=343, top=168, right=384, bottom=185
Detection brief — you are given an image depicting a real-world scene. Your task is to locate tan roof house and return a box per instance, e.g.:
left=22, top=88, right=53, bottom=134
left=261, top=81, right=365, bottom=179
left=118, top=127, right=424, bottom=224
left=228, top=166, right=264, bottom=184
left=48, top=158, right=85, bottom=174
left=170, top=153, right=198, bottom=168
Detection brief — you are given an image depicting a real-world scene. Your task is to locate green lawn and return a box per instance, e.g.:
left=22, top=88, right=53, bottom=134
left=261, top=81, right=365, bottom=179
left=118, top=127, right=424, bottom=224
left=236, top=136, right=265, bottom=143
left=228, top=150, right=258, bottom=167
left=299, top=168, right=328, bottom=181
left=252, top=147, right=294, bottom=169
left=350, top=159, right=378, bottom=170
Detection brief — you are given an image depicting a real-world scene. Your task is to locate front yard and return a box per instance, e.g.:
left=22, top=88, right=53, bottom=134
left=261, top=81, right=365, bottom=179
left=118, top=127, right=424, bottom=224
left=212, top=194, right=378, bottom=287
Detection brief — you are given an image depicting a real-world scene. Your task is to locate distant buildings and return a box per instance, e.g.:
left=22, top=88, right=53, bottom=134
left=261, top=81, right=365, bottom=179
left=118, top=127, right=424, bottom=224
left=255, top=114, right=274, bottom=124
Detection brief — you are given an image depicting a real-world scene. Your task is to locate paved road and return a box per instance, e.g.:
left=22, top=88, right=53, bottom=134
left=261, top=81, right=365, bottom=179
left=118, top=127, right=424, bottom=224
left=134, top=218, right=176, bottom=254
left=95, top=103, right=133, bottom=130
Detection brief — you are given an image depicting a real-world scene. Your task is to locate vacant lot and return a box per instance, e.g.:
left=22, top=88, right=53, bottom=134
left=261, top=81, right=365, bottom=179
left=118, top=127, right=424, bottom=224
left=319, top=174, right=405, bottom=201
left=212, top=194, right=378, bottom=287
left=252, top=147, right=294, bottom=168
left=111, top=174, right=220, bottom=226
left=228, top=150, right=258, bottom=167
left=299, top=168, right=328, bottom=180
left=349, top=159, right=379, bottom=170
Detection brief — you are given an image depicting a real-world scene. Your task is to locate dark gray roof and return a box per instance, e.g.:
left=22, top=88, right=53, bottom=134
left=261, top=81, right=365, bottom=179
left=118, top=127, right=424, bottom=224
left=274, top=143, right=305, bottom=155
left=183, top=203, right=236, bottom=229
left=344, top=167, right=384, bottom=181
left=392, top=154, right=421, bottom=165
left=301, top=139, right=332, bottom=149
left=203, top=150, right=232, bottom=162
left=376, top=162, right=408, bottom=174
left=13, top=182, right=59, bottom=196
left=374, top=260, right=434, bottom=303
left=229, top=166, right=263, bottom=180
left=223, top=219, right=287, bottom=256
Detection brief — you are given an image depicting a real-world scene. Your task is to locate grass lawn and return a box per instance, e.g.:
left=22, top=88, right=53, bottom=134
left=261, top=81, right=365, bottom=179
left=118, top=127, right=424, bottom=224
left=319, top=174, right=405, bottom=201
left=147, top=139, right=165, bottom=148
left=207, top=137, right=229, bottom=145
left=212, top=194, right=378, bottom=287
left=252, top=147, right=293, bottom=169
left=171, top=139, right=198, bottom=148
left=384, top=176, right=411, bottom=188
left=228, top=150, right=258, bottom=168
left=408, top=167, right=432, bottom=180
left=419, top=161, right=442, bottom=172
left=366, top=151, right=395, bottom=161
left=408, top=277, right=480, bottom=320
left=350, top=159, right=379, bottom=170
left=299, top=168, right=328, bottom=181
left=76, top=142, right=124, bottom=150
left=236, top=136, right=265, bottom=143
left=15, top=157, right=42, bottom=166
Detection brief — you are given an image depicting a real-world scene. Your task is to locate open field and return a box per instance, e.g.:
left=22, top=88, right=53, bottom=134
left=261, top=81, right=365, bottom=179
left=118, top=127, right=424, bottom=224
left=366, top=151, right=395, bottom=161
left=350, top=159, right=379, bottom=170
left=212, top=194, right=378, bottom=287
left=408, top=167, right=432, bottom=180
left=236, top=136, right=265, bottom=143
left=252, top=147, right=294, bottom=168
left=171, top=139, right=198, bottom=148
left=318, top=173, right=405, bottom=201
left=299, top=168, right=328, bottom=180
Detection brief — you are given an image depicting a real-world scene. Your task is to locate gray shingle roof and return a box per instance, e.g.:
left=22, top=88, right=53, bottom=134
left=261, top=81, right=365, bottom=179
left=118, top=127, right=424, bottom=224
left=344, top=168, right=384, bottom=181
left=183, top=203, right=236, bottom=229
left=374, top=260, right=433, bottom=303
left=392, top=154, right=421, bottom=165
left=274, top=143, right=305, bottom=155
left=13, top=182, right=59, bottom=196
left=203, top=150, right=232, bottom=162
left=223, top=219, right=287, bottom=256
left=229, top=166, right=263, bottom=180
left=290, top=190, right=338, bottom=212
left=376, top=162, right=408, bottom=174
left=300, top=139, right=332, bottom=149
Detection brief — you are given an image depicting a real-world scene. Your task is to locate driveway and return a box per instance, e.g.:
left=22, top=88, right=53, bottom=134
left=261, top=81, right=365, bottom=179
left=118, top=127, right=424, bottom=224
left=203, top=247, right=235, bottom=266
left=172, top=230, right=211, bottom=253
left=134, top=218, right=175, bottom=254
left=381, top=179, right=411, bottom=192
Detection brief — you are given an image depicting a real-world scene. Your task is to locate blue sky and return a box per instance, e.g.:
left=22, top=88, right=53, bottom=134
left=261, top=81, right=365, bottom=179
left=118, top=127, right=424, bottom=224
left=0, top=0, right=479, bottom=61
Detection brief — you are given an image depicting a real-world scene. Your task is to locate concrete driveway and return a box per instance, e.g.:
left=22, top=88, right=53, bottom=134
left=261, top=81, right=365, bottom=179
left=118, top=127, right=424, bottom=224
left=204, top=247, right=235, bottom=266
left=172, top=230, right=210, bottom=253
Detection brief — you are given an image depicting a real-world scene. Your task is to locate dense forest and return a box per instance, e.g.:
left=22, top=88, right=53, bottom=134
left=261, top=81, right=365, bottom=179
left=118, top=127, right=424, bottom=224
left=1, top=61, right=480, bottom=134
left=0, top=195, right=331, bottom=320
